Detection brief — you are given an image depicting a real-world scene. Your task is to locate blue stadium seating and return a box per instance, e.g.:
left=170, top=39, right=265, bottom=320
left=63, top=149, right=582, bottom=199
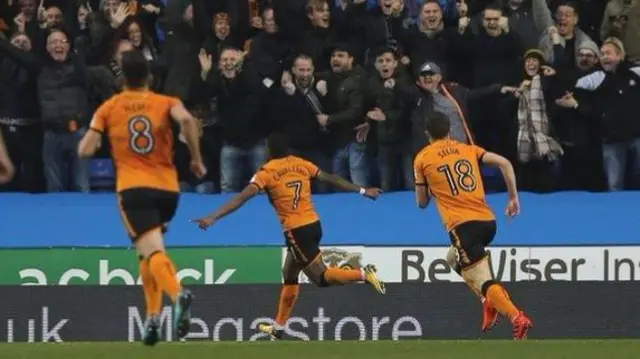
left=89, top=159, right=116, bottom=191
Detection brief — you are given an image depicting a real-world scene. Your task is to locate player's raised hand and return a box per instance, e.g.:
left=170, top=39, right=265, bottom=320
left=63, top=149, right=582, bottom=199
left=362, top=187, right=383, bottom=201
left=190, top=216, right=215, bottom=230
left=505, top=197, right=520, bottom=218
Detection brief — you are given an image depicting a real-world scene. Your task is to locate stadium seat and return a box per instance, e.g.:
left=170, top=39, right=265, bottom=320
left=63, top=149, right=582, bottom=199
left=90, top=158, right=116, bottom=191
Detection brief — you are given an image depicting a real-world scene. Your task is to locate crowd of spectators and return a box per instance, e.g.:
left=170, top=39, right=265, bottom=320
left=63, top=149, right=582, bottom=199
left=1, top=0, right=639, bottom=195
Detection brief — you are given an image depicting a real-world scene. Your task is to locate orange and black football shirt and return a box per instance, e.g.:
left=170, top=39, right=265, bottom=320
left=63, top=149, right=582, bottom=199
left=414, top=139, right=495, bottom=231
left=250, top=156, right=321, bottom=231
left=90, top=89, right=180, bottom=193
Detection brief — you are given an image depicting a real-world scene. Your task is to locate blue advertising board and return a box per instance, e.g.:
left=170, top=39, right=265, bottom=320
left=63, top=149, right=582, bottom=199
left=0, top=192, right=638, bottom=248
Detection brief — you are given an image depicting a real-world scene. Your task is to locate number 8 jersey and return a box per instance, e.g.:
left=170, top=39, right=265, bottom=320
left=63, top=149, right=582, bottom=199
left=250, top=155, right=321, bottom=232
left=90, top=90, right=181, bottom=193
left=413, top=139, right=495, bottom=231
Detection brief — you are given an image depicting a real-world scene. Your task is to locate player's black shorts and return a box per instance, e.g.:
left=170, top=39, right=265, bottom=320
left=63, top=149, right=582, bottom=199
left=283, top=221, right=323, bottom=268
left=448, top=220, right=496, bottom=268
left=118, top=188, right=180, bottom=241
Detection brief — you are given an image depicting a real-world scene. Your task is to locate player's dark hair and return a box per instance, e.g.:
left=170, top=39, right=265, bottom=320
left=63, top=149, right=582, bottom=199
left=425, top=111, right=450, bottom=140
left=267, top=132, right=290, bottom=159
left=121, top=50, right=149, bottom=89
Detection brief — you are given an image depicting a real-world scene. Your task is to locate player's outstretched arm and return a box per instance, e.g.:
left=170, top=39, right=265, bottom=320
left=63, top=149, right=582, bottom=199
left=170, top=102, right=206, bottom=178
left=413, top=157, right=430, bottom=208
left=77, top=129, right=102, bottom=159
left=190, top=184, right=260, bottom=230
left=414, top=185, right=430, bottom=209
left=481, top=152, right=517, bottom=197
left=0, top=129, right=15, bottom=184
left=481, top=151, right=520, bottom=217
left=316, top=171, right=382, bottom=200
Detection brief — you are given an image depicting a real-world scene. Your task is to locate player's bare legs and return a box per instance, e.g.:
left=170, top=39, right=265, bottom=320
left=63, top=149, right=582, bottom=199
left=461, top=256, right=532, bottom=339
left=304, top=255, right=385, bottom=294
left=445, top=246, right=499, bottom=332
left=259, top=252, right=301, bottom=340
left=136, top=228, right=193, bottom=342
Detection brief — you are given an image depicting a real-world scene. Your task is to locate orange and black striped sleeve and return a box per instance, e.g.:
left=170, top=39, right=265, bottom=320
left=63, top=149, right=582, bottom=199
left=89, top=98, right=112, bottom=133
left=472, top=144, right=488, bottom=162
left=301, top=159, right=321, bottom=178
left=250, top=167, right=270, bottom=191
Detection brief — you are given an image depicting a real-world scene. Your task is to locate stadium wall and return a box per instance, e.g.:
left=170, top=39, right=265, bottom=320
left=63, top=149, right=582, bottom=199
left=1, top=192, right=640, bottom=285
left=2, top=193, right=639, bottom=341
left=1, top=192, right=639, bottom=247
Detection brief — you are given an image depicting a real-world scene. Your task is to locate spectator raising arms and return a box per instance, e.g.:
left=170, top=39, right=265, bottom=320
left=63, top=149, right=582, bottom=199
left=0, top=28, right=113, bottom=192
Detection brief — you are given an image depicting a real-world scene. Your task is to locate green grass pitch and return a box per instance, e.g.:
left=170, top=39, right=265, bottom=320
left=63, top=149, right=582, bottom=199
left=2, top=340, right=640, bottom=359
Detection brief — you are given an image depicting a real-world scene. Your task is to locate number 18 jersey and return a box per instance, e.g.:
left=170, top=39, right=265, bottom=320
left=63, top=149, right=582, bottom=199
left=250, top=156, right=321, bottom=231
left=90, top=90, right=180, bottom=193
left=413, top=139, right=495, bottom=231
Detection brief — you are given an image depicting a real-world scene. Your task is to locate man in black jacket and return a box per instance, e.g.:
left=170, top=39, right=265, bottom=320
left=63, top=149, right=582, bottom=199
left=200, top=46, right=268, bottom=192
left=272, top=54, right=329, bottom=192
left=317, top=43, right=369, bottom=187
left=0, top=29, right=113, bottom=193
left=365, top=47, right=413, bottom=191
left=572, top=38, right=640, bottom=191
left=553, top=40, right=604, bottom=191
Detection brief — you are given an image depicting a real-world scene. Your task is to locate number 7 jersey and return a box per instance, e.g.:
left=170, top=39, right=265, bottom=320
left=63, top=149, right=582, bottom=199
left=250, top=155, right=321, bottom=232
left=413, top=139, right=495, bottom=231
left=90, top=90, right=180, bottom=193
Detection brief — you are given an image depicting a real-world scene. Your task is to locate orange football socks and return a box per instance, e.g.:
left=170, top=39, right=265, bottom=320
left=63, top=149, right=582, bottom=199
left=275, top=284, right=300, bottom=326
left=486, top=283, right=519, bottom=320
left=139, top=257, right=163, bottom=315
left=148, top=252, right=182, bottom=303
